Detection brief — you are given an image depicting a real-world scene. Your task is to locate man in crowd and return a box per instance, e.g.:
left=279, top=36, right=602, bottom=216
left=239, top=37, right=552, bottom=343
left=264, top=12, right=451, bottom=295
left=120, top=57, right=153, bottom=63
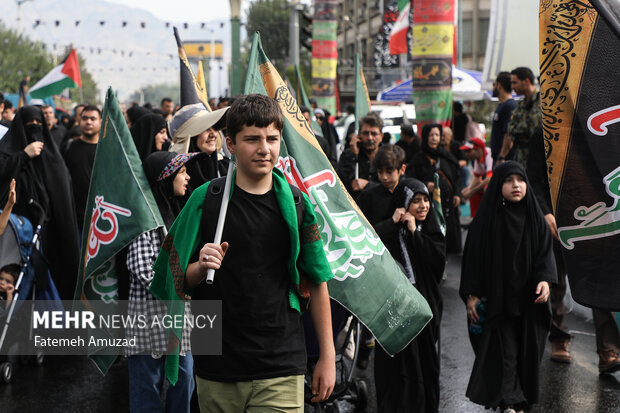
left=336, top=113, right=382, bottom=198
left=2, top=99, right=15, bottom=127
left=396, top=123, right=420, bottom=164
left=160, top=97, right=174, bottom=121
left=490, top=72, right=517, bottom=165
left=42, top=105, right=67, bottom=148
left=497, top=67, right=541, bottom=166
left=0, top=95, right=8, bottom=139
left=63, top=105, right=102, bottom=230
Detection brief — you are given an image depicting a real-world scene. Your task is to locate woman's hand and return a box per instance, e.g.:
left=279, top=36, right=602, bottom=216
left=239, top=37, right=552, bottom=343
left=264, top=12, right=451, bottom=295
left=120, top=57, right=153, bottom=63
left=6, top=179, right=16, bottom=209
left=534, top=281, right=550, bottom=304
left=466, top=295, right=480, bottom=323
left=24, top=141, right=44, bottom=159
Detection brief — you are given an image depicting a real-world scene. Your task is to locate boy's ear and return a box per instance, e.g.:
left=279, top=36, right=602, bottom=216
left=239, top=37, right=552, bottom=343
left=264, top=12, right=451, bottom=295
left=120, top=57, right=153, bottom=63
left=399, top=164, right=407, bottom=176
left=226, top=136, right=235, bottom=154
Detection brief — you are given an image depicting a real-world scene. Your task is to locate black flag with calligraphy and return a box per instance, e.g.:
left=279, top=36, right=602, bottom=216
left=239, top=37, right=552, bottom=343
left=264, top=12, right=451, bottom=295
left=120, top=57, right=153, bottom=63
left=540, top=0, right=620, bottom=310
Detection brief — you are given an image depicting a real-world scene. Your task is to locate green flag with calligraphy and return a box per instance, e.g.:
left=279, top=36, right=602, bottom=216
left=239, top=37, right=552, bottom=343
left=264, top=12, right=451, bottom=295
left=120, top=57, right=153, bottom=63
left=73, top=87, right=164, bottom=374
left=246, top=32, right=432, bottom=355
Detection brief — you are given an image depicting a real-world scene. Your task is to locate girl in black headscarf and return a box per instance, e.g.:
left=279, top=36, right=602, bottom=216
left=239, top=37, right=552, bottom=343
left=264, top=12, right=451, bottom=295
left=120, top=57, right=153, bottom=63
left=0, top=106, right=79, bottom=300
left=186, top=127, right=229, bottom=191
left=126, top=105, right=150, bottom=128
left=125, top=151, right=198, bottom=412
left=459, top=161, right=556, bottom=412
left=373, top=178, right=446, bottom=413
left=129, top=112, right=169, bottom=161
left=407, top=123, right=462, bottom=253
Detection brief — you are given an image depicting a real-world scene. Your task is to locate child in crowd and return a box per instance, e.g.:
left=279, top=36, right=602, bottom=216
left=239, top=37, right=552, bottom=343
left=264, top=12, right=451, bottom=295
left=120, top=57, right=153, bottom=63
left=151, top=94, right=335, bottom=412
left=125, top=151, right=198, bottom=413
left=460, top=161, right=555, bottom=413
left=0, top=263, right=19, bottom=310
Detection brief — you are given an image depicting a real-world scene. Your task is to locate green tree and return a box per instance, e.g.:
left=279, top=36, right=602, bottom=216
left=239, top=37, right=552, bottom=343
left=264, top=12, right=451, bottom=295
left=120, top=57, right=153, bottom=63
left=245, top=0, right=290, bottom=73
left=127, top=83, right=180, bottom=107
left=0, top=24, right=54, bottom=93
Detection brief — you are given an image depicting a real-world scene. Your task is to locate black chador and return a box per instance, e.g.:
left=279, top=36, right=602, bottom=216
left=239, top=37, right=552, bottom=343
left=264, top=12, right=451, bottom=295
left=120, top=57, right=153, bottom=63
left=459, top=161, right=556, bottom=411
left=407, top=124, right=461, bottom=253
left=366, top=179, right=446, bottom=413
left=0, top=106, right=80, bottom=300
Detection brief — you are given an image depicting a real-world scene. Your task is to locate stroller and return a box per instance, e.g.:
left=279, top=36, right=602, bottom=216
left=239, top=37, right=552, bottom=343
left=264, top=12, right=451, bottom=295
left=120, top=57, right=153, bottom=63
left=303, top=301, right=369, bottom=413
left=0, top=204, right=62, bottom=383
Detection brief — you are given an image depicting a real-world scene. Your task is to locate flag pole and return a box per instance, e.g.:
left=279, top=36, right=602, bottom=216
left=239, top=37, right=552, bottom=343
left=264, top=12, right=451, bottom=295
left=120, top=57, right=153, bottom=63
left=205, top=160, right=234, bottom=284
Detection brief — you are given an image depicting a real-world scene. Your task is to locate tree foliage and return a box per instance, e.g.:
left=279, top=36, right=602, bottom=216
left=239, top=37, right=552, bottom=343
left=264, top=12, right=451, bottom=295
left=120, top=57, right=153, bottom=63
left=245, top=0, right=290, bottom=73
left=127, top=83, right=180, bottom=107
left=0, top=24, right=54, bottom=93
left=0, top=25, right=99, bottom=104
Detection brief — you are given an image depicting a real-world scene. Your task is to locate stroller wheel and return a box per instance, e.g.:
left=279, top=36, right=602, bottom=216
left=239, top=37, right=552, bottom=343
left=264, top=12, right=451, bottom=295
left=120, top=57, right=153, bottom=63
left=35, top=350, right=44, bottom=366
left=1, top=362, right=12, bottom=383
left=352, top=378, right=368, bottom=412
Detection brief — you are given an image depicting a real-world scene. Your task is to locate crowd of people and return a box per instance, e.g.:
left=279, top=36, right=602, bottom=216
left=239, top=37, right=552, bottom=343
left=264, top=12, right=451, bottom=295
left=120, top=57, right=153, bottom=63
left=0, top=65, right=618, bottom=413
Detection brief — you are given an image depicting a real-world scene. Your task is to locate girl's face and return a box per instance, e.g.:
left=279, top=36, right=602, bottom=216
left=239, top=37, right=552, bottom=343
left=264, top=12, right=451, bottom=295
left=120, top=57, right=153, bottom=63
left=173, top=166, right=190, bottom=197
left=427, top=127, right=441, bottom=150
left=154, top=128, right=168, bottom=151
left=408, top=193, right=430, bottom=221
left=501, top=173, right=527, bottom=202
left=197, top=128, right=219, bottom=155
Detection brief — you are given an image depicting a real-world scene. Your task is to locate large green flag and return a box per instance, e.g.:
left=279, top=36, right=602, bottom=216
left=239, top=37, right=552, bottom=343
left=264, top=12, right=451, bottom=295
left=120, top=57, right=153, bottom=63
left=246, top=33, right=432, bottom=355
left=73, top=87, right=164, bottom=374
left=354, top=52, right=371, bottom=131
left=294, top=64, right=321, bottom=136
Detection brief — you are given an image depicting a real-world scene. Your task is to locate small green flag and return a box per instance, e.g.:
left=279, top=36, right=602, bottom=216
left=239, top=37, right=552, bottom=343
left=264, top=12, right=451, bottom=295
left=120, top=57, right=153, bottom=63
left=245, top=33, right=432, bottom=355
left=73, top=87, right=164, bottom=374
left=354, top=53, right=371, bottom=132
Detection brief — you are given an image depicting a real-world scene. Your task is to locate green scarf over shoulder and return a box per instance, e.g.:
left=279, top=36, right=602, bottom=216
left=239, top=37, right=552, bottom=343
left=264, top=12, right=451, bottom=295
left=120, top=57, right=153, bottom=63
left=150, top=167, right=333, bottom=384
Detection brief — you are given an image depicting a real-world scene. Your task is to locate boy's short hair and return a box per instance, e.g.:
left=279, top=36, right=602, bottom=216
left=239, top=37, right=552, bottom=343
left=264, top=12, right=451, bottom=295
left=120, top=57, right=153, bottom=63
left=226, top=94, right=284, bottom=142
left=0, top=264, right=20, bottom=283
left=359, top=112, right=383, bottom=131
left=373, top=144, right=406, bottom=170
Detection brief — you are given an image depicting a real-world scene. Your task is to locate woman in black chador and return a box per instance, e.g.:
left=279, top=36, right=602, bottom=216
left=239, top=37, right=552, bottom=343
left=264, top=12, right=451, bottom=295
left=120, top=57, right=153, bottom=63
left=373, top=178, right=446, bottom=413
left=0, top=106, right=79, bottom=300
left=407, top=123, right=462, bottom=253
left=459, top=161, right=556, bottom=413
left=185, top=127, right=229, bottom=191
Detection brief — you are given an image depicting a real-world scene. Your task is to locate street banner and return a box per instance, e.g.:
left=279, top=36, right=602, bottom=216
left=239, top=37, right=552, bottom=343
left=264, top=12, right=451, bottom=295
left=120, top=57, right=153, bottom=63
left=73, top=87, right=165, bottom=373
left=245, top=33, right=432, bottom=353
left=174, top=27, right=210, bottom=109
left=354, top=53, right=371, bottom=130
left=389, top=0, right=412, bottom=55
left=540, top=0, right=620, bottom=310
left=311, top=0, right=338, bottom=114
left=30, top=49, right=82, bottom=98
left=411, top=0, right=455, bottom=127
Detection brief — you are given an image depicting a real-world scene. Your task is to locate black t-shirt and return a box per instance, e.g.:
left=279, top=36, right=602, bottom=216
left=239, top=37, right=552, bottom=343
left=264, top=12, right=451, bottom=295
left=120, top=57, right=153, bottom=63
left=490, top=99, right=517, bottom=160
left=63, top=139, right=97, bottom=227
left=192, top=185, right=307, bottom=381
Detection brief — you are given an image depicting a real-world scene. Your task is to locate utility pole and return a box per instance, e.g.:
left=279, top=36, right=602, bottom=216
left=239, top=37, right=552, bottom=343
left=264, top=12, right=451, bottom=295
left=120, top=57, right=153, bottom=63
left=289, top=0, right=301, bottom=68
left=229, top=0, right=242, bottom=95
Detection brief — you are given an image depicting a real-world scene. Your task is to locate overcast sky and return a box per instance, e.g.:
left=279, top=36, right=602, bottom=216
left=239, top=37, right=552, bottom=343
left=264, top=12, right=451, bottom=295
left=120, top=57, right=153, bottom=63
left=105, top=0, right=243, bottom=23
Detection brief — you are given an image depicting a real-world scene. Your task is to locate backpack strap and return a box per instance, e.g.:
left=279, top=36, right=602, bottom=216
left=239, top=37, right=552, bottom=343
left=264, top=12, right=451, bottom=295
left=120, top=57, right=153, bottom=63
left=200, top=177, right=306, bottom=247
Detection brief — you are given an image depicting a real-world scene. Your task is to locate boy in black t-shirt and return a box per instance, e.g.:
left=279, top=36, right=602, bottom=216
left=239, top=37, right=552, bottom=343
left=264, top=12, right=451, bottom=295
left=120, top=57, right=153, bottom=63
left=157, top=94, right=335, bottom=412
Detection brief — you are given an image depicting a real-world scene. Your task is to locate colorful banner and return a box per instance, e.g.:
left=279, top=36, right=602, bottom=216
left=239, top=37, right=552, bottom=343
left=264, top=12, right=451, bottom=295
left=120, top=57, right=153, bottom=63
left=374, top=0, right=403, bottom=68
left=541, top=0, right=620, bottom=310
left=311, top=0, right=338, bottom=114
left=73, top=87, right=165, bottom=373
left=246, top=33, right=433, bottom=354
left=411, top=0, right=455, bottom=127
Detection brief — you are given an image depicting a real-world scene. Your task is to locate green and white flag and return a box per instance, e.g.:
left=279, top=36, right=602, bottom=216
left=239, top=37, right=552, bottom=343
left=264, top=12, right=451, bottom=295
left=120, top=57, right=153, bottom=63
left=246, top=33, right=432, bottom=355
left=73, top=87, right=164, bottom=374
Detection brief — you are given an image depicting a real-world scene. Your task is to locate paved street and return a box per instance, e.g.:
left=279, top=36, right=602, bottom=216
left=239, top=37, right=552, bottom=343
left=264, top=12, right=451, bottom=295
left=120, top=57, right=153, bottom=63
left=1, top=254, right=619, bottom=412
